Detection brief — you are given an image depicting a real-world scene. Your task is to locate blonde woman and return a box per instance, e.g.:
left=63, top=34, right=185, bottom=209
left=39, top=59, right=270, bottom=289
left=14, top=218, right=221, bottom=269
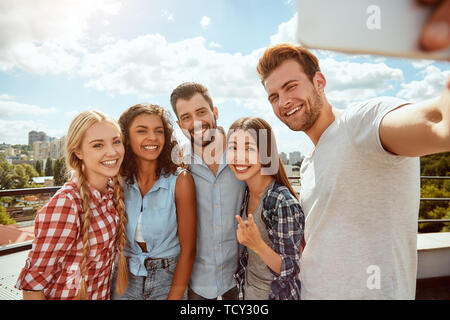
left=15, top=110, right=128, bottom=300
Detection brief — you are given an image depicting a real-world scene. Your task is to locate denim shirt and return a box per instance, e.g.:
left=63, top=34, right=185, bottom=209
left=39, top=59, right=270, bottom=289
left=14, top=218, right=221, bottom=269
left=187, top=151, right=245, bottom=298
left=123, top=170, right=183, bottom=276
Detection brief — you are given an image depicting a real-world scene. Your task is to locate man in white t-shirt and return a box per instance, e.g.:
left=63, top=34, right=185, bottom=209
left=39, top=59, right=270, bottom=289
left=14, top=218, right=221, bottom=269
left=257, top=43, right=450, bottom=299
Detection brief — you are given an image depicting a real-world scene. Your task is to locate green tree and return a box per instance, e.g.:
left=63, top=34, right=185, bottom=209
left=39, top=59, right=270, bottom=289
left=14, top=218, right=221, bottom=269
left=22, top=163, right=39, bottom=184
left=0, top=205, right=16, bottom=225
left=45, top=157, right=53, bottom=176
left=419, top=152, right=450, bottom=233
left=12, top=164, right=28, bottom=188
left=10, top=164, right=38, bottom=189
left=0, top=161, right=15, bottom=189
left=53, top=157, right=68, bottom=186
left=35, top=160, right=43, bottom=176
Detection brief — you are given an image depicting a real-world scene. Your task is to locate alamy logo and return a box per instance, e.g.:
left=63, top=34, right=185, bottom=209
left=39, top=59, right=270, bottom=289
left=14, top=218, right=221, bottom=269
left=366, top=265, right=381, bottom=290
left=366, top=5, right=381, bottom=30
left=172, top=124, right=280, bottom=175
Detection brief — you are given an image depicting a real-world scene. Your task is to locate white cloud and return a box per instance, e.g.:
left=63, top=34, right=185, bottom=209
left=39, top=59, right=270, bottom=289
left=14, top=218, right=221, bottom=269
left=0, top=100, right=57, bottom=118
left=0, top=119, right=64, bottom=144
left=321, top=58, right=404, bottom=106
left=270, top=13, right=298, bottom=45
left=209, top=42, right=222, bottom=48
left=77, top=11, right=407, bottom=118
left=397, top=65, right=450, bottom=102
left=0, top=0, right=122, bottom=74
left=200, top=16, right=211, bottom=29
left=0, top=94, right=13, bottom=100
left=79, top=34, right=265, bottom=105
left=161, top=9, right=174, bottom=21
left=410, top=59, right=434, bottom=69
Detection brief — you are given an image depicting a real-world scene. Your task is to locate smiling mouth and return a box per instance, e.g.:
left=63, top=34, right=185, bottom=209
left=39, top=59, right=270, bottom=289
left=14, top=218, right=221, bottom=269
left=101, top=159, right=119, bottom=167
left=285, top=103, right=304, bottom=117
left=234, top=165, right=251, bottom=173
left=143, top=145, right=158, bottom=151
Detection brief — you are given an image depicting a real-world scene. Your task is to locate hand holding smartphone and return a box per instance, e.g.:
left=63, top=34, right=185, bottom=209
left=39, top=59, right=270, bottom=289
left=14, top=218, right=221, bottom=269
left=297, top=0, right=450, bottom=61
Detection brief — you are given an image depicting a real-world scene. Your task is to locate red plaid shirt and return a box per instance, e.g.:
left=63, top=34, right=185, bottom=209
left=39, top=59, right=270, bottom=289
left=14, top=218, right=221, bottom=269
left=15, top=177, right=119, bottom=300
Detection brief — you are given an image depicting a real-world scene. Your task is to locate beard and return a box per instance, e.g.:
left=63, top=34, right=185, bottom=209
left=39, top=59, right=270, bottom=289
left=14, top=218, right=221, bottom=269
left=190, top=116, right=218, bottom=148
left=285, top=88, right=324, bottom=132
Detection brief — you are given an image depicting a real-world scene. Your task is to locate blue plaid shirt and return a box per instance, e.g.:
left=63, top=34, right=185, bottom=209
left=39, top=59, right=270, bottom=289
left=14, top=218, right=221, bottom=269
left=235, top=181, right=304, bottom=300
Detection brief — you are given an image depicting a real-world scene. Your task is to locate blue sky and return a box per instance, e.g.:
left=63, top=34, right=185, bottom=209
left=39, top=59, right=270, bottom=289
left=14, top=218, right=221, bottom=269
left=0, top=0, right=448, bottom=157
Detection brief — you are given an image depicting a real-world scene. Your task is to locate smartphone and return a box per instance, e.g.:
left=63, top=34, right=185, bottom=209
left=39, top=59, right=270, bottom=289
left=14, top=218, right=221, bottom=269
left=297, top=0, right=450, bottom=61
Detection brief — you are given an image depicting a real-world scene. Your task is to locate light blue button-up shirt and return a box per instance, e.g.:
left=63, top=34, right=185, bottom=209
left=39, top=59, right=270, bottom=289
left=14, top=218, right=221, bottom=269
left=187, top=150, right=246, bottom=298
left=123, top=171, right=181, bottom=276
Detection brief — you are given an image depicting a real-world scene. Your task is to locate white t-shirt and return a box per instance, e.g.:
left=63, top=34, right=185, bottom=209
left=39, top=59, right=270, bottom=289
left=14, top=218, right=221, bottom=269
left=299, top=97, right=420, bottom=300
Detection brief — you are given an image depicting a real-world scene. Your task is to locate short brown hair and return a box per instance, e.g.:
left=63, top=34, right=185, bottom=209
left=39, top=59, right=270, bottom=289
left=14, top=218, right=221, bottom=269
left=170, top=82, right=214, bottom=119
left=257, top=43, right=321, bottom=84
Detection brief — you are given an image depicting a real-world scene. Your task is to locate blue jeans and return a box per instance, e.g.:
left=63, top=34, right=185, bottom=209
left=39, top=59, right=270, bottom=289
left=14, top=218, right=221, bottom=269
left=111, top=256, right=186, bottom=300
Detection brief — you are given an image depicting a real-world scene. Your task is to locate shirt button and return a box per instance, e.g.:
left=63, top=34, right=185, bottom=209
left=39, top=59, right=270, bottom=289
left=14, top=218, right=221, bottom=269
left=216, top=245, right=220, bottom=250
left=215, top=205, right=219, bottom=208
left=218, top=266, right=222, bottom=270
left=213, top=183, right=217, bottom=187
left=216, top=225, right=220, bottom=229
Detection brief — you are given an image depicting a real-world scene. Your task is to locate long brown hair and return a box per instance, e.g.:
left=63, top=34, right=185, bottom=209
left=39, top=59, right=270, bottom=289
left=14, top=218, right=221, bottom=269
left=228, top=117, right=299, bottom=200
left=118, top=104, right=180, bottom=185
left=66, top=110, right=128, bottom=299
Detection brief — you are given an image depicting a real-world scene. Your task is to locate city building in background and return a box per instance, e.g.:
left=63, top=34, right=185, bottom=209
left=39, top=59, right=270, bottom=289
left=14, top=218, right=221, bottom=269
left=28, top=131, right=51, bottom=146
left=280, top=152, right=288, bottom=164
left=32, top=136, right=65, bottom=161
left=289, top=151, right=302, bottom=165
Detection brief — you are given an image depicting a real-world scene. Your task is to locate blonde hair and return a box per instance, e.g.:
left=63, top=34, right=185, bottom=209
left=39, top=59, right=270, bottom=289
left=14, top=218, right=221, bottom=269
left=66, top=110, right=128, bottom=299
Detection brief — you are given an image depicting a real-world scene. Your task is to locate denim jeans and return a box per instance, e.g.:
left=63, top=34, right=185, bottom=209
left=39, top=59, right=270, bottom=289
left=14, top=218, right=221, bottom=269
left=111, top=256, right=186, bottom=300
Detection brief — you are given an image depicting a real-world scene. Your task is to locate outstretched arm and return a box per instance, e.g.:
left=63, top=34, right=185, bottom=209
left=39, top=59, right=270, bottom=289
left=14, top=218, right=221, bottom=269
left=380, top=80, right=450, bottom=157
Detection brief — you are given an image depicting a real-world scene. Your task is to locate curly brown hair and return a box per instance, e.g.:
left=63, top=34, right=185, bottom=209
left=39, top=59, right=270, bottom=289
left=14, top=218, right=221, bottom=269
left=118, top=104, right=181, bottom=185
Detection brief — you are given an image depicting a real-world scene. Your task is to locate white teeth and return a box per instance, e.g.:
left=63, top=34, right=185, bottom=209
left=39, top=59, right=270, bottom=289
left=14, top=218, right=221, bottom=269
left=143, top=145, right=158, bottom=150
left=286, top=107, right=300, bottom=116
left=235, top=166, right=249, bottom=172
left=102, top=160, right=117, bottom=166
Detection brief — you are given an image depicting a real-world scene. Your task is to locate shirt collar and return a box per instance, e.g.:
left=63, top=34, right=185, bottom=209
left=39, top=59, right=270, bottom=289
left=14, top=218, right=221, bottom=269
left=70, top=175, right=114, bottom=201
left=129, top=173, right=170, bottom=194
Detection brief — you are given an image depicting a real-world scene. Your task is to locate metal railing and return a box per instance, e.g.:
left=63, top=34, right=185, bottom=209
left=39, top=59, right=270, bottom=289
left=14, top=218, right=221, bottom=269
left=287, top=175, right=450, bottom=225
left=418, top=176, right=450, bottom=224
left=0, top=176, right=449, bottom=225
left=0, top=186, right=60, bottom=197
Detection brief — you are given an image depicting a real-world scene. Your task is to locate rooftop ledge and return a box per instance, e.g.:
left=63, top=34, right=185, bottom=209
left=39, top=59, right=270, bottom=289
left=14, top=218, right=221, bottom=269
left=0, top=233, right=449, bottom=300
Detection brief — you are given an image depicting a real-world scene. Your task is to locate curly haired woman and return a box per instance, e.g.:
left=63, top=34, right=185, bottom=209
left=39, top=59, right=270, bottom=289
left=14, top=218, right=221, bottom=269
left=111, top=104, right=196, bottom=300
